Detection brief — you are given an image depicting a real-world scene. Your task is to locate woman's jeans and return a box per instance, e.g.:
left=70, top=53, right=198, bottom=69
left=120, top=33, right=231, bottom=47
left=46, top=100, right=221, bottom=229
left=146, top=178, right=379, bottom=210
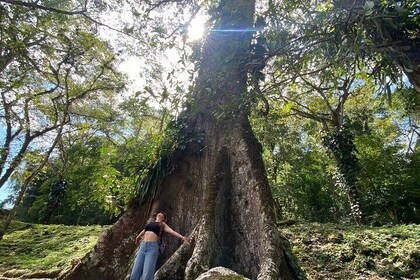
left=130, top=241, right=159, bottom=280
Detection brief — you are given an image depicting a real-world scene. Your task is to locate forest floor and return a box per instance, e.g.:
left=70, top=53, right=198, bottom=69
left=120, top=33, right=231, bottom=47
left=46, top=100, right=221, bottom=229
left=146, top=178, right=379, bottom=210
left=281, top=222, right=419, bottom=280
left=0, top=220, right=418, bottom=279
left=0, top=220, right=108, bottom=279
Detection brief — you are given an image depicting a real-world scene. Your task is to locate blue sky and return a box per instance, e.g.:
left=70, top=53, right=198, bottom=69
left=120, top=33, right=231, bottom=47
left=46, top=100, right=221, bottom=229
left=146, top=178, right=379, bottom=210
left=0, top=170, right=14, bottom=209
left=0, top=184, right=13, bottom=204
left=0, top=125, right=13, bottom=208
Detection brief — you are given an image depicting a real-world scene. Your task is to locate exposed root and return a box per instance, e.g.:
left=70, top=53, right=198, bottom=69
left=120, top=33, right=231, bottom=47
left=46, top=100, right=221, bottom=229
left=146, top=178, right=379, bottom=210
left=184, top=222, right=214, bottom=280
left=154, top=226, right=198, bottom=279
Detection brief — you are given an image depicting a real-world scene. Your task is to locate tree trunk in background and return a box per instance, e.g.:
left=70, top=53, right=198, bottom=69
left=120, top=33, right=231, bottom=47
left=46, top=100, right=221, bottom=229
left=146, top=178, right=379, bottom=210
left=323, top=126, right=362, bottom=225
left=61, top=0, right=305, bottom=279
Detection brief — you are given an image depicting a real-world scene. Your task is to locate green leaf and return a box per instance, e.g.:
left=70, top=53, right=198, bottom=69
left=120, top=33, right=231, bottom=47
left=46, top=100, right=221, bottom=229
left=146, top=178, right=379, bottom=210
left=364, top=1, right=374, bottom=15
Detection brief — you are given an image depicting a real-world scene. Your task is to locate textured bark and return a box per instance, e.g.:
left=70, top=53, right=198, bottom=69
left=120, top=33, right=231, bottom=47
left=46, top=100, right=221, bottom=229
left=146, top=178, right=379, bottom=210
left=62, top=0, right=305, bottom=279
left=151, top=103, right=304, bottom=280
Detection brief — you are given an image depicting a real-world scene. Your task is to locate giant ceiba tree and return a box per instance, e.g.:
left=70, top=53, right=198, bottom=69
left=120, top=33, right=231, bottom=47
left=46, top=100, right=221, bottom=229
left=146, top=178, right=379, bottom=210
left=61, top=0, right=305, bottom=279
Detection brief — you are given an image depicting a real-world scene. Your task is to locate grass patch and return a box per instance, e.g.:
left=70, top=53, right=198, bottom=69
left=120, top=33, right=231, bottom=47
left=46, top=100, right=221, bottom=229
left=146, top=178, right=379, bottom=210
left=0, top=220, right=108, bottom=274
left=281, top=222, right=420, bottom=280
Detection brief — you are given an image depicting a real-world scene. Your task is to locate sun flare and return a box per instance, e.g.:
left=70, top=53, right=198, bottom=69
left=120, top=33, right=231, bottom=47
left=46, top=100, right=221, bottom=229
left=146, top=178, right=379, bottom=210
left=187, top=15, right=207, bottom=41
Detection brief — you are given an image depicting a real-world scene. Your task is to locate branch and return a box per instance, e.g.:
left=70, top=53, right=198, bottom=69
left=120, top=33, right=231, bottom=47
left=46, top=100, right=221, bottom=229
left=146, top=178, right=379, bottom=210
left=1, top=0, right=141, bottom=41
left=251, top=77, right=269, bottom=116
left=267, top=35, right=334, bottom=60
left=0, top=91, right=13, bottom=175
left=0, top=92, right=67, bottom=189
left=0, top=119, right=31, bottom=189
left=336, top=76, right=355, bottom=115
left=68, top=58, right=116, bottom=103
left=0, top=0, right=87, bottom=15
left=265, top=59, right=336, bottom=93
left=291, top=107, right=330, bottom=130
left=81, top=14, right=141, bottom=41
left=294, top=69, right=335, bottom=115
left=280, top=94, right=331, bottom=125
left=145, top=0, right=185, bottom=13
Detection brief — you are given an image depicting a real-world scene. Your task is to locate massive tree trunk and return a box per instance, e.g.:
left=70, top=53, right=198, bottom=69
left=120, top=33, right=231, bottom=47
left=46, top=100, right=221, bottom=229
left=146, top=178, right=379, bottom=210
left=61, top=1, right=305, bottom=279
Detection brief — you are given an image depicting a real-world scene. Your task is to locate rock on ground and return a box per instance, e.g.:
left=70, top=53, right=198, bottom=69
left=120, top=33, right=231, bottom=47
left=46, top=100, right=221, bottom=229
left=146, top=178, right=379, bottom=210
left=196, top=267, right=250, bottom=280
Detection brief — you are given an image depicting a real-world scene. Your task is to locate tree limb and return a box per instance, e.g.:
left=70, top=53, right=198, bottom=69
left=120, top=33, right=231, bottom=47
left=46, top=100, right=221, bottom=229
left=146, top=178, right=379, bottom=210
left=0, top=0, right=87, bottom=15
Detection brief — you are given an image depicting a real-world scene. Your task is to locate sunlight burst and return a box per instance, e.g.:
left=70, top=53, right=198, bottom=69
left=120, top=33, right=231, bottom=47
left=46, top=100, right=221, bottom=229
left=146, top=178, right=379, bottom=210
left=187, top=15, right=206, bottom=41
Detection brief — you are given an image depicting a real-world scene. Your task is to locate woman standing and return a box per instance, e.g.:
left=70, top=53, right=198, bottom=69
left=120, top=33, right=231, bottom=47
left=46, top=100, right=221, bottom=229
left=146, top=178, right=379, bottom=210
left=129, top=212, right=188, bottom=280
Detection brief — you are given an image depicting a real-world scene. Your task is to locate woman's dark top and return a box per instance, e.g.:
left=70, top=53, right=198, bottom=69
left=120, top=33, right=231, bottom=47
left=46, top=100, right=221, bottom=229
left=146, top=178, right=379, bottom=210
left=144, top=222, right=161, bottom=236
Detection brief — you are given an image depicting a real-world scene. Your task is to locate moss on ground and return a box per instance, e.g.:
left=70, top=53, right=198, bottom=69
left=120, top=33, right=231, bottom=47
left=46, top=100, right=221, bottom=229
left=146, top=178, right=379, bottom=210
left=281, top=222, right=420, bottom=280
left=0, top=220, right=108, bottom=275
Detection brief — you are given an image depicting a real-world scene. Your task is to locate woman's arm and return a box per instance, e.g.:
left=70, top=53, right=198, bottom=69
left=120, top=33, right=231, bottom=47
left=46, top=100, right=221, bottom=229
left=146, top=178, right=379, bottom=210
left=163, top=223, right=188, bottom=242
left=135, top=229, right=145, bottom=245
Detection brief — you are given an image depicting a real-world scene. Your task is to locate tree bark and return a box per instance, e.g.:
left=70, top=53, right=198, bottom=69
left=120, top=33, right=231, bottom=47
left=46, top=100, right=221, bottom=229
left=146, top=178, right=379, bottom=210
left=61, top=0, right=305, bottom=279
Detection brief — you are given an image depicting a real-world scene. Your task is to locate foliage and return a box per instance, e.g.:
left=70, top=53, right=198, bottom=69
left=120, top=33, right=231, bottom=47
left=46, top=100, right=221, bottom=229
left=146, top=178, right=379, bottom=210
left=252, top=82, right=419, bottom=224
left=135, top=114, right=205, bottom=201
left=0, top=0, right=125, bottom=190
left=1, top=0, right=419, bottom=231
left=356, top=129, right=420, bottom=225
left=251, top=108, right=348, bottom=222
left=42, top=180, right=67, bottom=224
left=12, top=96, right=175, bottom=225
left=264, top=0, right=418, bottom=92
left=248, top=0, right=420, bottom=225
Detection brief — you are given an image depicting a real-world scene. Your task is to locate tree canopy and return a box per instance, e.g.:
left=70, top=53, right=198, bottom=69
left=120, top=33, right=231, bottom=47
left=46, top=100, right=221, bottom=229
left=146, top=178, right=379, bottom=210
left=1, top=0, right=419, bottom=228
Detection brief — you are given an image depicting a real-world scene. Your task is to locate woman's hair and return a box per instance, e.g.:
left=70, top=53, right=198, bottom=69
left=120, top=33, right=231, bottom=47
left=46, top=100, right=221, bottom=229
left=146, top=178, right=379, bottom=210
left=157, top=212, right=167, bottom=236
left=153, top=212, right=167, bottom=221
